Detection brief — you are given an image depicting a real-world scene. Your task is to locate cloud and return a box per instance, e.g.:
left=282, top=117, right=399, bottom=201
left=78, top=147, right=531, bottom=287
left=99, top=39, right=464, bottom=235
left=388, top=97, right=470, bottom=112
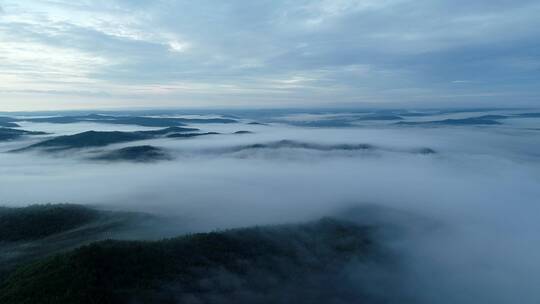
left=1, top=112, right=540, bottom=302
left=0, top=0, right=539, bottom=109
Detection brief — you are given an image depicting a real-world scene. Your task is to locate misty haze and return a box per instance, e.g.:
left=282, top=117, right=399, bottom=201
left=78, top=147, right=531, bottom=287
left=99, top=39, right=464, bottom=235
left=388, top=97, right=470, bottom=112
left=1, top=1, right=540, bottom=304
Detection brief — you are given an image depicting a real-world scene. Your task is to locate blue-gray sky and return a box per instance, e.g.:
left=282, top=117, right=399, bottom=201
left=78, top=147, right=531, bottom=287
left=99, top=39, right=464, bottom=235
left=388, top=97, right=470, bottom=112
left=0, top=0, right=539, bottom=110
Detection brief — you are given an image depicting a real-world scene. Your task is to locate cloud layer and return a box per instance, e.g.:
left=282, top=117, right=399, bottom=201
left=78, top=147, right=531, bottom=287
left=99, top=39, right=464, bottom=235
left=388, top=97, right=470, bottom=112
left=1, top=0, right=539, bottom=110
left=1, top=109, right=540, bottom=302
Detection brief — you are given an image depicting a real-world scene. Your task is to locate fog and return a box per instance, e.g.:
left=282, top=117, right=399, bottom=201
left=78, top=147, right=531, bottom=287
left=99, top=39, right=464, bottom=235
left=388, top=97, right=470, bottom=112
left=1, top=114, right=540, bottom=303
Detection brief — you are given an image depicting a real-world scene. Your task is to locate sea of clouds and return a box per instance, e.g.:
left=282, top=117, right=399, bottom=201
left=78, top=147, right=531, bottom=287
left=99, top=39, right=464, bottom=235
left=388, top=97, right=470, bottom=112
left=1, top=111, right=540, bottom=303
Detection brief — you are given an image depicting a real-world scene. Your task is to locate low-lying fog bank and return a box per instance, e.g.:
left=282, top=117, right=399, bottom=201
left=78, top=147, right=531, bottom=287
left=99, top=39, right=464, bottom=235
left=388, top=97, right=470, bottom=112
left=1, top=111, right=540, bottom=303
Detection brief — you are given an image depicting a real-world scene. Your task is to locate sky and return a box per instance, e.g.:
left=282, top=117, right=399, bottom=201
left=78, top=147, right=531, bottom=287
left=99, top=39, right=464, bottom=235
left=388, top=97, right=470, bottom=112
left=0, top=0, right=539, bottom=111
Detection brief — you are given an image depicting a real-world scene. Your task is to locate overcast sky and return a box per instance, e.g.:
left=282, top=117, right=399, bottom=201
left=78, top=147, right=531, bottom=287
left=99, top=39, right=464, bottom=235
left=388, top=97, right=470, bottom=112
left=0, top=0, right=539, bottom=110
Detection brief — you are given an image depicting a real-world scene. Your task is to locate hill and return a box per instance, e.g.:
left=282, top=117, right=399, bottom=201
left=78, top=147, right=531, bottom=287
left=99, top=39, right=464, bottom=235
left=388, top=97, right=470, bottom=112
left=167, top=132, right=220, bottom=138
left=17, top=131, right=149, bottom=152
left=0, top=117, right=20, bottom=128
left=0, top=204, right=169, bottom=280
left=220, top=140, right=436, bottom=156
left=14, top=127, right=223, bottom=152
left=234, top=130, right=253, bottom=134
left=0, top=128, right=47, bottom=141
left=136, top=126, right=200, bottom=136
left=396, top=117, right=503, bottom=126
left=230, top=140, right=375, bottom=152
left=0, top=122, right=20, bottom=128
left=23, top=114, right=237, bottom=127
left=91, top=145, right=172, bottom=162
left=0, top=218, right=374, bottom=304
left=0, top=204, right=100, bottom=242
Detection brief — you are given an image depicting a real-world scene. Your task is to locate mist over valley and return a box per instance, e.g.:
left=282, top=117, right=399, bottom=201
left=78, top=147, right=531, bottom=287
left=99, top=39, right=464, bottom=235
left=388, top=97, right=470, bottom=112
left=1, top=108, right=539, bottom=303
